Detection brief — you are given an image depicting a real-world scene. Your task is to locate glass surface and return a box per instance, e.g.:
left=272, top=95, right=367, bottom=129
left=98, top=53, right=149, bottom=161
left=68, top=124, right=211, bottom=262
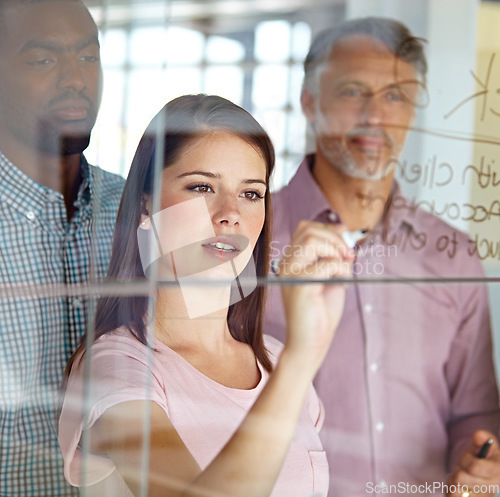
left=255, top=20, right=291, bottom=63
left=3, top=2, right=500, bottom=497
left=206, top=35, right=245, bottom=63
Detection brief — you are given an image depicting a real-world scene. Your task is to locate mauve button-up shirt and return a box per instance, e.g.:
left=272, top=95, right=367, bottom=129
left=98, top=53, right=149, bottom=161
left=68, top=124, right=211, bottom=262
left=264, top=155, right=500, bottom=496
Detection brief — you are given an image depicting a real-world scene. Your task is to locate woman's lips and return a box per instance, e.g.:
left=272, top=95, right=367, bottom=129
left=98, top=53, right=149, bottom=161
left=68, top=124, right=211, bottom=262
left=201, top=235, right=242, bottom=262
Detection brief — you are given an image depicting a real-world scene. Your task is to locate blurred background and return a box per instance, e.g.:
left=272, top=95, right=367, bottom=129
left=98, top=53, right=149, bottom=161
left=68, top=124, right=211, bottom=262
left=83, top=0, right=500, bottom=370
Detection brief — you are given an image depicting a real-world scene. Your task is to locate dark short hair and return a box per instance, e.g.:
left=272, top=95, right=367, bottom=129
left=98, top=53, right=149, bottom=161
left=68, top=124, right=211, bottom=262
left=0, top=0, right=81, bottom=5
left=303, top=17, right=428, bottom=94
left=0, top=0, right=81, bottom=10
left=0, top=0, right=86, bottom=43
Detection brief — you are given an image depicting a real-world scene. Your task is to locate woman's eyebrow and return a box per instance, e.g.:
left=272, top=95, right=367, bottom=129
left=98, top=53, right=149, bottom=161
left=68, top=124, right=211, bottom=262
left=177, top=172, right=266, bottom=187
left=242, top=179, right=267, bottom=187
left=177, top=171, right=220, bottom=179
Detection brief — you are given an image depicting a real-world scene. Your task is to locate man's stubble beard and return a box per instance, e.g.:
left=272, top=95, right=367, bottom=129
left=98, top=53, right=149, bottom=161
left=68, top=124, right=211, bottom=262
left=37, top=121, right=92, bottom=157
left=317, top=134, right=400, bottom=182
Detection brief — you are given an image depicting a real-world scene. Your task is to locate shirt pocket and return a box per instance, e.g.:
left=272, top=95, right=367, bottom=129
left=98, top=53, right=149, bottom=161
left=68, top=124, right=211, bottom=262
left=308, top=450, right=329, bottom=496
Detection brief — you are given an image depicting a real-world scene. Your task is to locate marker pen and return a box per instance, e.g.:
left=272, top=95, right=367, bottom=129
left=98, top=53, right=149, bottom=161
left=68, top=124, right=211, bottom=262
left=477, top=438, right=493, bottom=458
left=341, top=229, right=368, bottom=249
left=461, top=439, right=494, bottom=497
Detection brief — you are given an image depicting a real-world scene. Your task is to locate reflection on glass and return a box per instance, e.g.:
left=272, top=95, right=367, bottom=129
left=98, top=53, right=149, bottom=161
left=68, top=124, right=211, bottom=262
left=289, top=64, right=305, bottom=110
left=291, top=22, right=311, bottom=62
left=254, top=110, right=286, bottom=154
left=205, top=67, right=244, bottom=104
left=130, top=26, right=168, bottom=66
left=165, top=26, right=204, bottom=65
left=206, top=36, right=245, bottom=63
left=100, top=29, right=128, bottom=67
left=287, top=111, right=307, bottom=155
left=252, top=65, right=289, bottom=108
left=255, top=20, right=291, bottom=62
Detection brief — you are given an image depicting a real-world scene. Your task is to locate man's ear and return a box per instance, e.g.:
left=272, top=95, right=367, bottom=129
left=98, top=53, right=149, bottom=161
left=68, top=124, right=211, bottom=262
left=301, top=88, right=317, bottom=127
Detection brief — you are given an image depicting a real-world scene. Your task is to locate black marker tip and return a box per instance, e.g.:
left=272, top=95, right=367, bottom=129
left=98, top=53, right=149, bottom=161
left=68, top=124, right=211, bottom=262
left=477, top=438, right=494, bottom=458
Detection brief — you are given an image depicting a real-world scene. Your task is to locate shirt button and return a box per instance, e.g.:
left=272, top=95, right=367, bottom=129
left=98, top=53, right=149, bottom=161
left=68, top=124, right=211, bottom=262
left=46, top=191, right=58, bottom=202
left=369, top=362, right=378, bottom=372
left=375, top=422, right=385, bottom=432
left=364, top=303, right=373, bottom=313
left=328, top=211, right=339, bottom=223
left=26, top=210, right=36, bottom=221
left=270, top=258, right=280, bottom=275
left=72, top=298, right=83, bottom=309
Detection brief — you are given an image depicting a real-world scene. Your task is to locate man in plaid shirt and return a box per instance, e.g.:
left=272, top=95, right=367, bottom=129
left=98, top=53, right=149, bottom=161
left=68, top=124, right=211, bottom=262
left=0, top=1, right=124, bottom=495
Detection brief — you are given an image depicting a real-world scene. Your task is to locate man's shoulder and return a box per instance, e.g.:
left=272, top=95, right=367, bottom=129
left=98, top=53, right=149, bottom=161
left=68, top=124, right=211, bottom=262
left=271, top=183, right=292, bottom=214
left=388, top=193, right=484, bottom=276
left=89, top=164, right=126, bottom=192
left=271, top=158, right=311, bottom=207
left=271, top=185, right=294, bottom=243
left=270, top=156, right=321, bottom=241
left=88, top=164, right=125, bottom=209
left=394, top=193, right=471, bottom=244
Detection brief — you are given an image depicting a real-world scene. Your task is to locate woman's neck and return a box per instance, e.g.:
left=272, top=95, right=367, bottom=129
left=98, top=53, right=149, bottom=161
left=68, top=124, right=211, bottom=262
left=152, top=286, right=233, bottom=354
left=151, top=286, right=260, bottom=390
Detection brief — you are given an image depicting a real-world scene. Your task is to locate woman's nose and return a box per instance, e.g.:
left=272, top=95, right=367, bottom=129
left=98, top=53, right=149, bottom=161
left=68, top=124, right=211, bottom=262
left=211, top=194, right=240, bottom=227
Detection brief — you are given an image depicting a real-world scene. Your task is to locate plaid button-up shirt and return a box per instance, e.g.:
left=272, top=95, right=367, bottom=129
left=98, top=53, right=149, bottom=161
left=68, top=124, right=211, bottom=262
left=0, top=151, right=124, bottom=496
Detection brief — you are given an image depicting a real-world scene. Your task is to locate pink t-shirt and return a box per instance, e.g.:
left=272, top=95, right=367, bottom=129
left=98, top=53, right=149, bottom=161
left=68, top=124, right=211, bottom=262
left=58, top=329, right=328, bottom=497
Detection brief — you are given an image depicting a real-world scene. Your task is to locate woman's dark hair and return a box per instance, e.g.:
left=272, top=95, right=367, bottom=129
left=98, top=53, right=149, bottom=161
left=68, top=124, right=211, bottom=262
left=66, top=94, right=275, bottom=378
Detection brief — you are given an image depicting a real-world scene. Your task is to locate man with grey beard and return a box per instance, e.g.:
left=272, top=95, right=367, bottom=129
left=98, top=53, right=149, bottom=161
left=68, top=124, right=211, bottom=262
left=265, top=17, right=500, bottom=497
left=0, top=1, right=124, bottom=495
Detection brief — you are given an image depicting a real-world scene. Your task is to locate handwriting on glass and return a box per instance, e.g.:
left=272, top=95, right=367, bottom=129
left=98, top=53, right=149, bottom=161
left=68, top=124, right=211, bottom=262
left=444, top=53, right=500, bottom=120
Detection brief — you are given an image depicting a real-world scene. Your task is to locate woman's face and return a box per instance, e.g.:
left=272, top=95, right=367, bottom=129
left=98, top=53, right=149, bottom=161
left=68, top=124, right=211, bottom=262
left=142, top=131, right=267, bottom=281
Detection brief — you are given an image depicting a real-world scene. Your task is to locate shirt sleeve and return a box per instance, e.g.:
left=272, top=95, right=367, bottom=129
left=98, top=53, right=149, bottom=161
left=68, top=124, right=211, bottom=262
left=306, top=384, right=325, bottom=432
left=446, top=257, right=500, bottom=469
left=58, top=334, right=167, bottom=487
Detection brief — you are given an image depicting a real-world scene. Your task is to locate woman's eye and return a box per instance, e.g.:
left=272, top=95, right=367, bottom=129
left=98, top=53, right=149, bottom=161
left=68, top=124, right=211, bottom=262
left=241, top=191, right=264, bottom=201
left=189, top=184, right=213, bottom=193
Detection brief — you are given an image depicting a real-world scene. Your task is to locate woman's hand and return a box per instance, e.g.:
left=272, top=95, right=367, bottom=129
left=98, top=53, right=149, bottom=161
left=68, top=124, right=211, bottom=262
left=277, top=220, right=355, bottom=372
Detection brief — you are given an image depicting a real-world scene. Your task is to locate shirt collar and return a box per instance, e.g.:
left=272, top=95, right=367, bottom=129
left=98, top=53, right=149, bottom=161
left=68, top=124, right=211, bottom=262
left=74, top=156, right=92, bottom=212
left=286, top=154, right=334, bottom=229
left=373, top=181, right=419, bottom=243
left=0, top=150, right=92, bottom=219
left=285, top=153, right=417, bottom=238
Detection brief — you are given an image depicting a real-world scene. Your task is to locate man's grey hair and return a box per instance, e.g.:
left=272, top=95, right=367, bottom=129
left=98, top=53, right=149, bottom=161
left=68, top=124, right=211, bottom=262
left=302, top=17, right=428, bottom=96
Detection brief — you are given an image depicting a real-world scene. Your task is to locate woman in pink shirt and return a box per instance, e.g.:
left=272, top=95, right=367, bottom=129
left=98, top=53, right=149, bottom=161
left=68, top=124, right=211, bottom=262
left=59, top=94, right=354, bottom=497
